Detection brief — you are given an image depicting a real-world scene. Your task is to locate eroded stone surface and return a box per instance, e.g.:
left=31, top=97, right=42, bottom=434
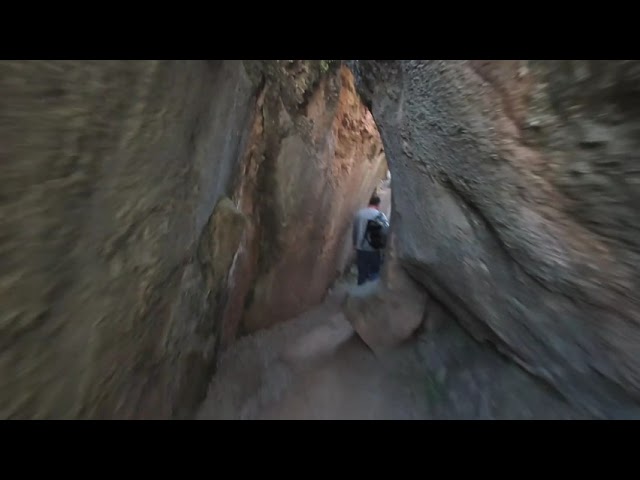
left=229, top=64, right=387, bottom=335
left=0, top=60, right=258, bottom=419
left=0, top=60, right=386, bottom=419
left=198, top=280, right=580, bottom=420
left=353, top=60, right=640, bottom=418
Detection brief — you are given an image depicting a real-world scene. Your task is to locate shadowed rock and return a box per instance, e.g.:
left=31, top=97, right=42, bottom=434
left=354, top=60, right=640, bottom=418
left=0, top=60, right=386, bottom=419
left=0, top=60, right=257, bottom=419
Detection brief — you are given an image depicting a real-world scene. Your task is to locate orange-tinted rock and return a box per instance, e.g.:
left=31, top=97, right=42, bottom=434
left=0, top=60, right=386, bottom=419
left=229, top=64, right=387, bottom=335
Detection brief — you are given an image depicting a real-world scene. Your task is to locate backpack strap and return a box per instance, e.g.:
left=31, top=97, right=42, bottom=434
left=375, top=211, right=388, bottom=227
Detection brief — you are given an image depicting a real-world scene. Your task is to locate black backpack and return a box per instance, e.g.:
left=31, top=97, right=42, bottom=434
left=364, top=213, right=389, bottom=250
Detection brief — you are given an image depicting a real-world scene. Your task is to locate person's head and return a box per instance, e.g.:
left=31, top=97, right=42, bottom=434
left=368, top=195, right=381, bottom=210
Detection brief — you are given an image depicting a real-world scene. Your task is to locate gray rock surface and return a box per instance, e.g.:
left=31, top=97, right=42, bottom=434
left=353, top=60, right=640, bottom=418
left=197, top=277, right=580, bottom=420
left=5, top=59, right=640, bottom=419
left=0, top=60, right=257, bottom=419
left=343, top=235, right=427, bottom=355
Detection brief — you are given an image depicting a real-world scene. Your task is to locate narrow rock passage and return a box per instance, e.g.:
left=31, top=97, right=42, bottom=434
left=195, top=180, right=431, bottom=420
left=6, top=60, right=638, bottom=420
left=195, top=172, right=584, bottom=420
left=196, top=269, right=584, bottom=420
left=196, top=277, right=431, bottom=420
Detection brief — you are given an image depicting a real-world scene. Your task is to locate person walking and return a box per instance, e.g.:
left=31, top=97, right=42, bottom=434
left=352, top=194, right=389, bottom=285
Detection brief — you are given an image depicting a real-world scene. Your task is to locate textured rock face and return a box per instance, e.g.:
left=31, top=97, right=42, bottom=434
left=0, top=60, right=385, bottom=418
left=225, top=63, right=386, bottom=337
left=0, top=60, right=257, bottom=419
left=354, top=60, right=640, bottom=418
left=411, top=297, right=584, bottom=419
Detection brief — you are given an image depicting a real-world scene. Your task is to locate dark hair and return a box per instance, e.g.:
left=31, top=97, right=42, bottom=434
left=369, top=195, right=381, bottom=206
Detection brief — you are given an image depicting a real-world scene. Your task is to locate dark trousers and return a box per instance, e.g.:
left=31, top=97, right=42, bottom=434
left=356, top=249, right=382, bottom=285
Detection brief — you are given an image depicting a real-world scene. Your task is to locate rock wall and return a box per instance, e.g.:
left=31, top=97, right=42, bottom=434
left=224, top=62, right=386, bottom=338
left=0, top=60, right=385, bottom=418
left=353, top=60, right=640, bottom=418
left=1, top=60, right=258, bottom=419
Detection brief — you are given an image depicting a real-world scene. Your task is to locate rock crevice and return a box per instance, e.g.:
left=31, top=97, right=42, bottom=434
left=0, top=60, right=386, bottom=419
left=4, top=60, right=640, bottom=419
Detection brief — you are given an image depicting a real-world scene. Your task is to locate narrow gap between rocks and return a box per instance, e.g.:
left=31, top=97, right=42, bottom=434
left=195, top=112, right=428, bottom=419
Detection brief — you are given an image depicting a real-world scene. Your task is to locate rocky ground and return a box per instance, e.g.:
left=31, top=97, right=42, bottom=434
left=196, top=268, right=433, bottom=420
left=197, top=179, right=583, bottom=420
left=197, top=262, right=583, bottom=420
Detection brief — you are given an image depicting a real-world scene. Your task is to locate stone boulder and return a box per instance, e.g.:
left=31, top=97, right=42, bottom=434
left=353, top=60, right=640, bottom=418
left=343, top=235, right=427, bottom=355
